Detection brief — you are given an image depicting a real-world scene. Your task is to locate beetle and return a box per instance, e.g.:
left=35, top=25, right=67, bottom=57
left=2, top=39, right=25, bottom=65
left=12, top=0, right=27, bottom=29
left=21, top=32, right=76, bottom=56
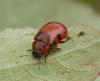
left=21, top=22, right=69, bottom=62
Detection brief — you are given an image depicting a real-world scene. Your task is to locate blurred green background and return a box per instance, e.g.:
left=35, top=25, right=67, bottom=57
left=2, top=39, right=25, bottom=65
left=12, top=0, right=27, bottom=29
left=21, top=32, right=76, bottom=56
left=0, top=0, right=100, bottom=80
left=0, top=0, right=100, bottom=31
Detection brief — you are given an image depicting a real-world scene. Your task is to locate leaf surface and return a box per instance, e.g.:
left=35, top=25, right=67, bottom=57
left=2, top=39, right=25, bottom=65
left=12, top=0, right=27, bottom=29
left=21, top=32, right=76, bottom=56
left=0, top=24, right=100, bottom=81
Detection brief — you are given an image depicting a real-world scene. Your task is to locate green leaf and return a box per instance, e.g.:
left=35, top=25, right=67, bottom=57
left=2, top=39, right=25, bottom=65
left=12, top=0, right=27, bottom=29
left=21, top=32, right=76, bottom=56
left=0, top=23, right=100, bottom=81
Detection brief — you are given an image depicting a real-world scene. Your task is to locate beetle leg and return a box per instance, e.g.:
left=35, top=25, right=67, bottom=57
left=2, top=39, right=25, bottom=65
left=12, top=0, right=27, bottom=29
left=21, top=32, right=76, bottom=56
left=55, top=48, right=62, bottom=51
left=45, top=52, right=49, bottom=63
left=37, top=57, right=40, bottom=61
left=20, top=55, right=33, bottom=57
left=27, top=49, right=33, bottom=51
left=59, top=37, right=70, bottom=43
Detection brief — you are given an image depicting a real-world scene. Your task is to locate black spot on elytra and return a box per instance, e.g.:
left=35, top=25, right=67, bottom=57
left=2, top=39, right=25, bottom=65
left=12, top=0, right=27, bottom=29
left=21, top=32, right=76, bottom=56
left=57, top=34, right=61, bottom=40
left=48, top=22, right=51, bottom=24
left=38, top=31, right=43, bottom=36
left=64, top=31, right=66, bottom=33
left=56, top=26, right=59, bottom=28
left=50, top=41, right=56, bottom=46
left=41, top=42, right=47, bottom=48
left=46, top=34, right=51, bottom=41
left=42, top=44, right=47, bottom=48
left=34, top=41, right=37, bottom=44
left=40, top=38, right=43, bottom=41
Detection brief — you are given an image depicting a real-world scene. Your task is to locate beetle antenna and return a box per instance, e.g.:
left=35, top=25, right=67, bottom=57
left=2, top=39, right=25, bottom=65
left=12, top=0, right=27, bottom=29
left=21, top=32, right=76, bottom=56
left=20, top=55, right=33, bottom=57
